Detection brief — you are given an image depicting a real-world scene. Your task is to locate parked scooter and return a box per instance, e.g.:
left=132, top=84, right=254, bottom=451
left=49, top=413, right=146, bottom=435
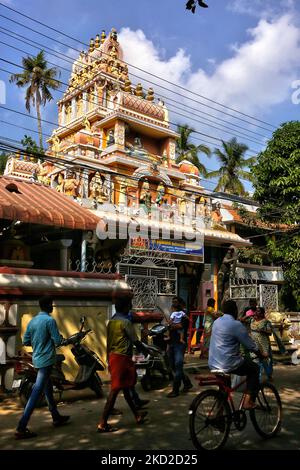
left=14, top=316, right=105, bottom=407
left=134, top=323, right=173, bottom=391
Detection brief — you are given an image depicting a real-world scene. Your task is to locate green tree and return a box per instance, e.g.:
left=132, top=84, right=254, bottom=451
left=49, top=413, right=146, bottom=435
left=176, top=124, right=211, bottom=176
left=0, top=152, right=8, bottom=175
left=21, top=135, right=40, bottom=160
left=10, top=51, right=60, bottom=150
left=207, top=138, right=255, bottom=195
left=252, top=121, right=300, bottom=309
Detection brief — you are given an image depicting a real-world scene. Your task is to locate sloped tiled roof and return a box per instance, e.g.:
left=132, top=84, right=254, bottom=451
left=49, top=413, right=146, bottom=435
left=0, top=176, right=100, bottom=230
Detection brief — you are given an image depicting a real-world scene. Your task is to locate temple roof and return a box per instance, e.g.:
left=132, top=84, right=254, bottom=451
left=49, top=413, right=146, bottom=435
left=0, top=176, right=100, bottom=230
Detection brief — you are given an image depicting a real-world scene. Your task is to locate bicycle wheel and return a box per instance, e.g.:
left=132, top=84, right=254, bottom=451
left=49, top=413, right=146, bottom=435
left=250, top=382, right=282, bottom=438
left=189, top=389, right=231, bottom=451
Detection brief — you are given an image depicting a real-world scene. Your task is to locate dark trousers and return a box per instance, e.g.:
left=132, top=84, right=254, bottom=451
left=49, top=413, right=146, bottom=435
left=231, top=358, right=260, bottom=400
left=168, top=343, right=191, bottom=392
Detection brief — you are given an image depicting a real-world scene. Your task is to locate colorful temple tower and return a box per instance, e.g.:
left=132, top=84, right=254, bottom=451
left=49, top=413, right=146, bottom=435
left=4, top=28, right=250, bottom=313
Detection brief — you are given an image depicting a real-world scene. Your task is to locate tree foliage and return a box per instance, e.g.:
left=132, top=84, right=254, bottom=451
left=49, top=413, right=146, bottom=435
left=10, top=51, right=60, bottom=150
left=176, top=124, right=211, bottom=176
left=0, top=152, right=8, bottom=175
left=252, top=121, right=300, bottom=309
left=207, top=138, right=255, bottom=195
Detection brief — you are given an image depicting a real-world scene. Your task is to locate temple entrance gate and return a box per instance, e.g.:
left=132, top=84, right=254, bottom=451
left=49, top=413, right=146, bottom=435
left=117, top=246, right=177, bottom=311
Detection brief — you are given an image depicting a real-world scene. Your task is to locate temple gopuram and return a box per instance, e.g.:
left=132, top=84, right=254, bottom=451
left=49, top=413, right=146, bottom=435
left=3, top=27, right=284, bottom=334
left=1, top=28, right=289, bottom=391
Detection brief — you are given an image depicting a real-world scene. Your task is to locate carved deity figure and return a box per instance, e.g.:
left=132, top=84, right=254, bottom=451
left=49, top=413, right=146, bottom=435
left=50, top=132, right=61, bottom=154
left=139, top=178, right=152, bottom=214
left=126, top=136, right=148, bottom=159
left=82, top=115, right=92, bottom=133
left=89, top=172, right=109, bottom=204
left=89, top=172, right=103, bottom=200
left=162, top=150, right=168, bottom=168
left=217, top=245, right=238, bottom=306
left=55, top=173, right=65, bottom=193
left=37, top=163, right=51, bottom=186
left=107, top=129, right=115, bottom=146
left=155, top=182, right=165, bottom=206
left=64, top=173, right=80, bottom=198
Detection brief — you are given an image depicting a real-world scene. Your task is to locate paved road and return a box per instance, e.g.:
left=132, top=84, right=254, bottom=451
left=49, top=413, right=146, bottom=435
left=0, top=364, right=299, bottom=450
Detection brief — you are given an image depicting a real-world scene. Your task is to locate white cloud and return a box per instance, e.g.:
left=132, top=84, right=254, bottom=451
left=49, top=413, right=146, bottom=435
left=119, top=14, right=300, bottom=119
left=228, top=0, right=296, bottom=19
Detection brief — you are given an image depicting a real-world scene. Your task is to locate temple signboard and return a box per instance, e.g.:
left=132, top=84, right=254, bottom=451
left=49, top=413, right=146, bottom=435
left=129, top=237, right=204, bottom=263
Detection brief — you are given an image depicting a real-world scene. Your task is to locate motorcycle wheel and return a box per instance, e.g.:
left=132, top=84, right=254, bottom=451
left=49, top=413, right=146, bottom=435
left=89, top=373, right=104, bottom=398
left=19, top=379, right=46, bottom=408
left=141, top=374, right=152, bottom=392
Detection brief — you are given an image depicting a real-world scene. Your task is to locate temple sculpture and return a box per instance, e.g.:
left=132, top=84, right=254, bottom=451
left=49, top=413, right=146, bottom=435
left=217, top=245, right=238, bottom=306
left=139, top=179, right=152, bottom=214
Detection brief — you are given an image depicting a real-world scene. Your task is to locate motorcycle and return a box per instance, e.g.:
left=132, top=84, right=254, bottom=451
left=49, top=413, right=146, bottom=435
left=13, top=316, right=105, bottom=407
left=134, top=323, right=173, bottom=391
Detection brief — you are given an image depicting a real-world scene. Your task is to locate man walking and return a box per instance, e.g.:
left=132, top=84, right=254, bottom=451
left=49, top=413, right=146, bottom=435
left=98, top=296, right=149, bottom=432
left=15, top=296, right=70, bottom=439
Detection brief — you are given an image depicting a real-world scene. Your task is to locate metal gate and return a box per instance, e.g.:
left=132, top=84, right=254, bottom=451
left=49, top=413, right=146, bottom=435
left=117, top=246, right=177, bottom=310
left=259, top=284, right=279, bottom=312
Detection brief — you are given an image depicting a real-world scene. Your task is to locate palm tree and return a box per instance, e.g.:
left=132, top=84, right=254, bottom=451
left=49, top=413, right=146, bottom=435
left=10, top=51, right=60, bottom=150
left=176, top=124, right=211, bottom=176
left=207, top=138, right=256, bottom=195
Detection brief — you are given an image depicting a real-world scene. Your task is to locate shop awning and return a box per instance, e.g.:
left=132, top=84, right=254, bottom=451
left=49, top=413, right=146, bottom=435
left=0, top=176, right=100, bottom=230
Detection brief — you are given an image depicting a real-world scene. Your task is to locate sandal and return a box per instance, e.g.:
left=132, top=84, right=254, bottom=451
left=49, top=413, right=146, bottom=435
left=15, top=428, right=37, bottom=440
left=136, top=411, right=148, bottom=425
left=97, top=423, right=118, bottom=433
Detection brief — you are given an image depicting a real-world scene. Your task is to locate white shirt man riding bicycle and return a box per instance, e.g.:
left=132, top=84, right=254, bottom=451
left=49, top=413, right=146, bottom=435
left=208, top=299, right=268, bottom=409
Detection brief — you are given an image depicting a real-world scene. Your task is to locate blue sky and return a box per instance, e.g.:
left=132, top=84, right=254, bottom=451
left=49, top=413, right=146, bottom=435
left=1, top=0, right=300, bottom=191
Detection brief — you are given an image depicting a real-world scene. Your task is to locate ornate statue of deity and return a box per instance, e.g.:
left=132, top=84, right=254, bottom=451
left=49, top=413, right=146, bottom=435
left=82, top=115, right=92, bottom=133
left=155, top=182, right=165, bottom=206
left=217, top=245, right=238, bottom=306
left=99, top=58, right=108, bottom=73
left=126, top=136, right=148, bottom=159
left=89, top=172, right=103, bottom=201
left=37, top=163, right=51, bottom=186
left=49, top=132, right=60, bottom=154
left=64, top=172, right=80, bottom=198
left=109, top=46, right=118, bottom=60
left=89, top=172, right=109, bottom=204
left=162, top=150, right=168, bottom=168
left=139, top=178, right=152, bottom=214
left=55, top=173, right=65, bottom=193
left=107, top=129, right=115, bottom=146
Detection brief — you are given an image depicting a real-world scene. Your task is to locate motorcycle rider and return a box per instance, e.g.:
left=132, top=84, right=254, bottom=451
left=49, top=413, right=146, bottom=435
left=15, top=296, right=70, bottom=439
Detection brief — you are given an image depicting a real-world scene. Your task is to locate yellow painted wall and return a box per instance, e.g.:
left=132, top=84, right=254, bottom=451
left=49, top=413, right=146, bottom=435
left=18, top=302, right=110, bottom=381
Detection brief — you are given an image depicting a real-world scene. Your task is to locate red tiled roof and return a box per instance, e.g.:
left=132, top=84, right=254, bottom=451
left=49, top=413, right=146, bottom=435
left=0, top=176, right=100, bottom=230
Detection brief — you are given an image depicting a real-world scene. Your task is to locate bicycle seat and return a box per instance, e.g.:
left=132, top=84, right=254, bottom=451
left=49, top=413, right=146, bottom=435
left=210, top=369, right=231, bottom=378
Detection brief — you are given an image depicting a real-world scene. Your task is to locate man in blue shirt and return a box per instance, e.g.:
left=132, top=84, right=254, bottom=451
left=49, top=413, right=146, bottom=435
left=208, top=299, right=267, bottom=409
left=15, top=296, right=70, bottom=439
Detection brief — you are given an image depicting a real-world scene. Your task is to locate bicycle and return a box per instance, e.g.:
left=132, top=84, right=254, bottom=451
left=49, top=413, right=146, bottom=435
left=189, top=360, right=282, bottom=451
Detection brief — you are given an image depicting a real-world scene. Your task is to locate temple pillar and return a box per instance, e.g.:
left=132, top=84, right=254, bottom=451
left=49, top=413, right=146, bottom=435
left=83, top=91, right=88, bottom=113
left=71, top=98, right=76, bottom=120
left=168, top=139, right=176, bottom=164
left=94, top=83, right=98, bottom=107
left=114, top=120, right=125, bottom=147
left=60, top=239, right=73, bottom=271
left=61, top=103, right=66, bottom=126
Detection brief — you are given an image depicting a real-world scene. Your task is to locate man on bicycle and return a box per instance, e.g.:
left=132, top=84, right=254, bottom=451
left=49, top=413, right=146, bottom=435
left=208, top=299, right=268, bottom=409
